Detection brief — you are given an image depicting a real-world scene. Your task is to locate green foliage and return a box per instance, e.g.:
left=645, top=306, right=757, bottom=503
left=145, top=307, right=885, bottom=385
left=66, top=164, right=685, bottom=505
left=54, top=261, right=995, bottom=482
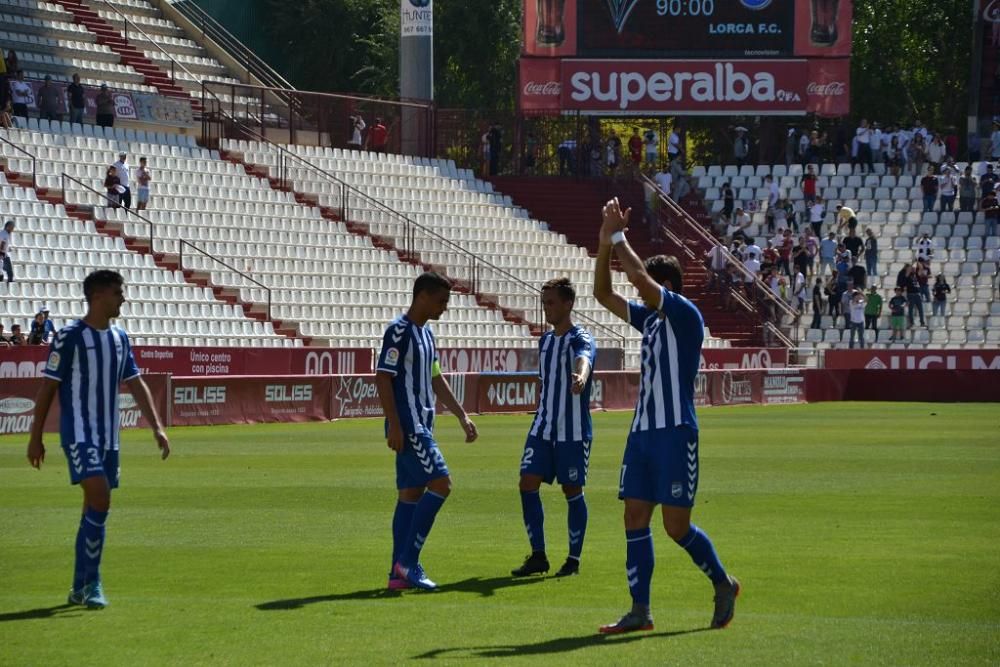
left=1, top=404, right=998, bottom=664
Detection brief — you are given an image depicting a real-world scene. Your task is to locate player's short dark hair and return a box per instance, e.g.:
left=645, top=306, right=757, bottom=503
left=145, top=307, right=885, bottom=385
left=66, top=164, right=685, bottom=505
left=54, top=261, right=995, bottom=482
left=83, top=270, right=125, bottom=303
left=645, top=255, right=684, bottom=294
left=541, top=277, right=575, bottom=303
left=412, top=271, right=451, bottom=298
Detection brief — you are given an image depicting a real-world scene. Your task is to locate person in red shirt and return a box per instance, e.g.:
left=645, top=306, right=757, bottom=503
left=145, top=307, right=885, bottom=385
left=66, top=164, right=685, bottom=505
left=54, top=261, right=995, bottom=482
left=779, top=229, right=794, bottom=276
left=801, top=164, right=817, bottom=205
left=369, top=117, right=389, bottom=153
left=627, top=128, right=643, bottom=175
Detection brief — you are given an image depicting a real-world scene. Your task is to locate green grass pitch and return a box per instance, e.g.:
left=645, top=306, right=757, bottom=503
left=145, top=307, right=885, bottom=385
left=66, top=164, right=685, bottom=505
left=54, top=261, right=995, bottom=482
left=1, top=403, right=998, bottom=665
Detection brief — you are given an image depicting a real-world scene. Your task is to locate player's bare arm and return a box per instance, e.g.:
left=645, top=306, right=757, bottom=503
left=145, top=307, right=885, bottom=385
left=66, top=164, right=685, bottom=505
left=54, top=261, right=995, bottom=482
left=126, top=375, right=170, bottom=460
left=374, top=371, right=404, bottom=451
left=432, top=374, right=478, bottom=442
left=572, top=355, right=592, bottom=395
left=26, top=378, right=59, bottom=469
left=594, top=212, right=630, bottom=321
left=604, top=198, right=664, bottom=309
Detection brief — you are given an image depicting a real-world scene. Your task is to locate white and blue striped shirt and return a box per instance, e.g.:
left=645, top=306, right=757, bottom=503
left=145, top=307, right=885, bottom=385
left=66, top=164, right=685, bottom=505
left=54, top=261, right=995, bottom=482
left=42, top=320, right=141, bottom=451
left=628, top=286, right=703, bottom=432
left=529, top=326, right=597, bottom=442
left=376, top=314, right=438, bottom=436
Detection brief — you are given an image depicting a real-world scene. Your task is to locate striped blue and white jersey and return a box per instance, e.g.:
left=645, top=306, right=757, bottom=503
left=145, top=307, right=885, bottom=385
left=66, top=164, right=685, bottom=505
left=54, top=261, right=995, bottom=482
left=376, top=314, right=438, bottom=436
left=42, top=320, right=141, bottom=451
left=627, top=286, right=703, bottom=433
left=529, top=326, right=597, bottom=442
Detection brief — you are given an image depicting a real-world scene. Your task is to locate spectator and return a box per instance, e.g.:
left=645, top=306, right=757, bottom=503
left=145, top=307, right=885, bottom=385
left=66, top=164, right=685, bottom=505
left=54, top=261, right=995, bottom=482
left=980, top=164, right=997, bottom=196
left=825, top=273, right=841, bottom=320
left=810, top=278, right=824, bottom=329
left=627, top=128, right=643, bottom=175
left=8, top=323, right=25, bottom=345
left=733, top=127, right=749, bottom=167
left=136, top=157, right=152, bottom=211
left=792, top=266, right=807, bottom=316
left=705, top=244, right=728, bottom=294
left=884, top=135, right=903, bottom=177
left=721, top=182, right=735, bottom=219
left=855, top=119, right=875, bottom=174
left=0, top=98, right=13, bottom=130
left=982, top=188, right=1000, bottom=237
left=66, top=73, right=86, bottom=125
left=347, top=114, right=366, bottom=150
left=908, top=132, right=927, bottom=176
left=104, top=165, right=122, bottom=208
left=968, top=132, right=982, bottom=162
left=803, top=228, right=818, bottom=276
left=4, top=49, right=17, bottom=77
left=809, top=196, right=826, bottom=237
left=112, top=152, right=131, bottom=210
left=654, top=163, right=672, bottom=198
left=848, top=258, right=867, bottom=289
left=958, top=166, right=977, bottom=213
left=915, top=232, right=933, bottom=262
left=521, top=131, right=538, bottom=174
left=744, top=237, right=762, bottom=263
left=0, top=323, right=8, bottom=346
left=762, top=240, right=779, bottom=271
left=669, top=154, right=690, bottom=200
left=864, top=228, right=879, bottom=277
left=368, top=117, right=388, bottom=153
left=0, top=47, right=7, bottom=112
left=920, top=167, right=939, bottom=212
left=643, top=127, right=658, bottom=166
left=992, top=120, right=1000, bottom=162
left=778, top=228, right=794, bottom=276
left=557, top=138, right=576, bottom=176
left=871, top=122, right=884, bottom=163
left=667, top=124, right=681, bottom=164
left=801, top=164, right=817, bottom=204
left=915, top=259, right=931, bottom=303
left=37, top=75, right=63, bottom=122
left=835, top=244, right=852, bottom=284
left=487, top=123, right=502, bottom=176
left=848, top=289, right=867, bottom=348
left=835, top=204, right=857, bottom=235
left=10, top=70, right=31, bottom=118
left=0, top=220, right=14, bottom=283
left=904, top=265, right=926, bottom=327
left=766, top=175, right=780, bottom=210
left=819, top=231, right=837, bottom=276
left=40, top=306, right=54, bottom=341
left=798, top=129, right=811, bottom=164
left=938, top=167, right=957, bottom=213
left=931, top=274, right=951, bottom=318
left=95, top=83, right=115, bottom=128
left=605, top=129, right=621, bottom=179
left=840, top=283, right=854, bottom=330
left=785, top=127, right=798, bottom=166
left=770, top=198, right=788, bottom=234
left=843, top=228, right=863, bottom=260
left=27, top=312, right=47, bottom=345
left=743, top=251, right=760, bottom=298
left=864, top=284, right=882, bottom=340
left=888, top=287, right=907, bottom=342
left=926, top=134, right=947, bottom=172
left=727, top=207, right=751, bottom=242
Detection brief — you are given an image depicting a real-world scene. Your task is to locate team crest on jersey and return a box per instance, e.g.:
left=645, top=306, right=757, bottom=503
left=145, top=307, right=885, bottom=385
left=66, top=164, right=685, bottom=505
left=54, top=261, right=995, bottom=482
left=385, top=348, right=400, bottom=367
left=46, top=352, right=61, bottom=371
left=671, top=482, right=683, bottom=498
left=568, top=467, right=578, bottom=482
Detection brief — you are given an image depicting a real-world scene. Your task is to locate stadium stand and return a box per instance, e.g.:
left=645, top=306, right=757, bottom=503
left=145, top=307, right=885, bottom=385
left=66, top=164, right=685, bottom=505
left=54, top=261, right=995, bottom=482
left=692, top=162, right=1000, bottom=359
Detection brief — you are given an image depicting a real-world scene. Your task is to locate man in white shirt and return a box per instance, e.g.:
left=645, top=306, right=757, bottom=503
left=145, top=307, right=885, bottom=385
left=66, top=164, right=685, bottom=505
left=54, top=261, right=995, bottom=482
left=0, top=220, right=14, bottom=283
left=643, top=128, right=658, bottom=167
left=848, top=289, right=867, bottom=348
left=871, top=123, right=883, bottom=163
left=766, top=175, right=780, bottom=209
left=112, top=152, right=131, bottom=210
left=808, top=197, right=826, bottom=237
left=896, top=125, right=912, bottom=169
left=991, top=120, right=1000, bottom=161
left=9, top=70, right=31, bottom=118
left=855, top=119, right=874, bottom=174
left=915, top=233, right=933, bottom=262
left=654, top=167, right=672, bottom=198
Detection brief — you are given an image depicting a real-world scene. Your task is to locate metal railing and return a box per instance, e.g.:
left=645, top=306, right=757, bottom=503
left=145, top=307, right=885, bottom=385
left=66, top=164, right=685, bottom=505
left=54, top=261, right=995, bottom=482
left=59, top=172, right=272, bottom=318
left=202, top=90, right=628, bottom=360
left=0, top=134, right=37, bottom=188
left=641, top=173, right=798, bottom=348
left=169, top=0, right=294, bottom=94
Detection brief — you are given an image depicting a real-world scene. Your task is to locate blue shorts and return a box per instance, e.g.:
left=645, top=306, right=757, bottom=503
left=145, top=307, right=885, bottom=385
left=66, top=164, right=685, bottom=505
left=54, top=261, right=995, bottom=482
left=619, top=427, right=698, bottom=508
left=396, top=433, right=449, bottom=490
left=137, top=186, right=149, bottom=203
left=520, top=435, right=591, bottom=486
left=63, top=442, right=120, bottom=489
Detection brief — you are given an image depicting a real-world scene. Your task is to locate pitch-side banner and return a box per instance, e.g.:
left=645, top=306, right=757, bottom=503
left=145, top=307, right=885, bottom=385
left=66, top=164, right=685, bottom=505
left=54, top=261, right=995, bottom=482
left=171, top=376, right=332, bottom=427
left=824, top=349, right=1000, bottom=371
left=0, top=375, right=170, bottom=436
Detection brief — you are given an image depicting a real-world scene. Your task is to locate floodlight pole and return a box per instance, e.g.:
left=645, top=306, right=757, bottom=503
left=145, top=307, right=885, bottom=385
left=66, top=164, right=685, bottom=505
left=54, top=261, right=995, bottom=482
left=968, top=0, right=984, bottom=153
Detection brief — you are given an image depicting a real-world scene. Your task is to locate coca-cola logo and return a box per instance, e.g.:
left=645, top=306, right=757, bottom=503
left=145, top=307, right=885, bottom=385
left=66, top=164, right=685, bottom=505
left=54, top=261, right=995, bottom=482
left=523, top=80, right=561, bottom=96
left=807, top=81, right=846, bottom=96
left=984, top=0, right=1000, bottom=22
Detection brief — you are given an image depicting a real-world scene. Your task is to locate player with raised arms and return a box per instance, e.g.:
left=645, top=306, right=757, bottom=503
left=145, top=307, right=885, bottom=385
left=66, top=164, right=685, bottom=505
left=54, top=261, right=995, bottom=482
left=375, top=271, right=478, bottom=591
left=593, top=198, right=740, bottom=634
left=511, top=278, right=596, bottom=579
left=26, top=270, right=170, bottom=609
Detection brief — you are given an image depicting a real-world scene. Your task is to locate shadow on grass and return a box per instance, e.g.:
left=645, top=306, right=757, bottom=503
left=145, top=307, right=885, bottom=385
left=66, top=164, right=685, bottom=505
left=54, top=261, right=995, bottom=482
left=256, top=575, right=549, bottom=611
left=412, top=627, right=711, bottom=659
left=0, top=603, right=83, bottom=622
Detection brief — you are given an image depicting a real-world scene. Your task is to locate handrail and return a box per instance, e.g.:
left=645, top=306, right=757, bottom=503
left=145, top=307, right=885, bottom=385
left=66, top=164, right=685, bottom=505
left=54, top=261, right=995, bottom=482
left=205, top=80, right=434, bottom=110
left=0, top=134, right=37, bottom=188
left=170, top=0, right=294, bottom=93
left=59, top=172, right=272, bottom=318
left=640, top=173, right=799, bottom=348
left=201, top=88, right=627, bottom=356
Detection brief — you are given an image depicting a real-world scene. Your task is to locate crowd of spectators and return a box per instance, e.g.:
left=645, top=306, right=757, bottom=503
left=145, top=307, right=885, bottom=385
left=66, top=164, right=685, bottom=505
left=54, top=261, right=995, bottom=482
left=0, top=307, right=53, bottom=347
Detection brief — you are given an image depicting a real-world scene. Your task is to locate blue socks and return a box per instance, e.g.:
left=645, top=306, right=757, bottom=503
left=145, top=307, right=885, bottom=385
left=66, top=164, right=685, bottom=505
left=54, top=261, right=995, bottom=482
left=625, top=528, right=654, bottom=607
left=675, top=524, right=728, bottom=585
left=399, top=491, right=446, bottom=566
left=566, top=493, right=587, bottom=560
left=79, top=507, right=108, bottom=587
left=390, top=500, right=417, bottom=575
left=520, top=490, right=545, bottom=553
left=72, top=514, right=86, bottom=591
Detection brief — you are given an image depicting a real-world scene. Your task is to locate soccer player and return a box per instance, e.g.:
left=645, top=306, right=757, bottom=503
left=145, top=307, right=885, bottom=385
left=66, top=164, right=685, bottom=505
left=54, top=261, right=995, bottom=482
left=511, top=278, right=596, bottom=578
left=593, top=198, right=739, bottom=634
left=26, top=270, right=170, bottom=609
left=375, top=272, right=478, bottom=591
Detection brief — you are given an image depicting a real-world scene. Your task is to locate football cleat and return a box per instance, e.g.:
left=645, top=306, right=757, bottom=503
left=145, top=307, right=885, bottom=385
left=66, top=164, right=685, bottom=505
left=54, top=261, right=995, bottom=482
left=553, top=557, right=580, bottom=578
left=510, top=552, right=550, bottom=577
left=67, top=588, right=86, bottom=606
left=393, top=562, right=437, bottom=591
left=599, top=609, right=654, bottom=634
left=711, top=575, right=741, bottom=629
left=82, top=581, right=108, bottom=610
left=387, top=576, right=412, bottom=591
